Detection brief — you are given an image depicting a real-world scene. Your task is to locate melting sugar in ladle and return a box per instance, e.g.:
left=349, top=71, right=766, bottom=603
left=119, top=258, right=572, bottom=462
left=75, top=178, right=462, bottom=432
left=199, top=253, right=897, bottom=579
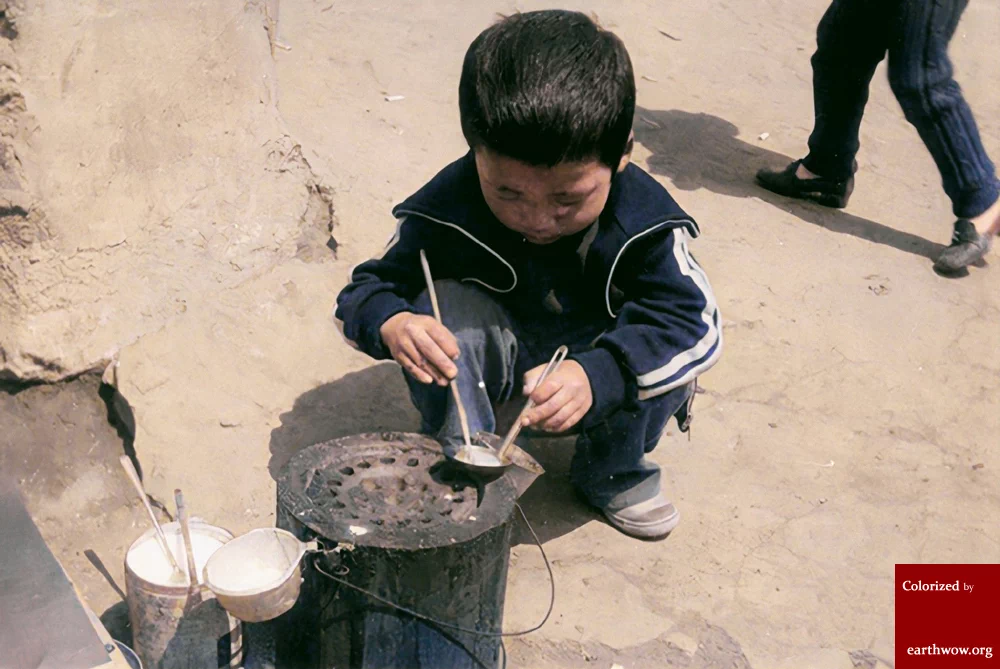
left=419, top=249, right=473, bottom=448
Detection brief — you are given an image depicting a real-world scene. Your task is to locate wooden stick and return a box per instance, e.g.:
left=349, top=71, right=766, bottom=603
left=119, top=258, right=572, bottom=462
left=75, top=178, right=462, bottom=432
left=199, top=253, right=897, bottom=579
left=118, top=455, right=184, bottom=578
left=174, top=489, right=200, bottom=587
left=419, top=250, right=473, bottom=447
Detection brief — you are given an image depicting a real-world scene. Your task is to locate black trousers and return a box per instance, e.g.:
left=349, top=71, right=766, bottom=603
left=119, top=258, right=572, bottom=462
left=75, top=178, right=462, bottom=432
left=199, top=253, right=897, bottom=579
left=803, top=0, right=999, bottom=218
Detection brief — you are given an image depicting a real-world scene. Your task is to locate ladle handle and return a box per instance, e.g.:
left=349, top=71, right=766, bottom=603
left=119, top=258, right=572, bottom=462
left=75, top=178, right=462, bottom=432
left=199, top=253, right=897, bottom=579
left=498, top=345, right=569, bottom=460
left=175, top=489, right=200, bottom=587
left=419, top=249, right=473, bottom=447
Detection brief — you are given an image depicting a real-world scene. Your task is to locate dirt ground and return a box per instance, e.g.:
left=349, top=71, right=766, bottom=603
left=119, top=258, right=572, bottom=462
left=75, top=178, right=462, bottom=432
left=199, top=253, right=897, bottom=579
left=3, top=1, right=999, bottom=668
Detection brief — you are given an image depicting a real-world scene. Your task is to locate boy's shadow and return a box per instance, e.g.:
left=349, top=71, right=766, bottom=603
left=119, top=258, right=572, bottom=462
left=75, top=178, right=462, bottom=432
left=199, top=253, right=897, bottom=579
left=267, top=363, right=419, bottom=478
left=267, top=363, right=596, bottom=545
left=634, top=107, right=944, bottom=260
left=503, top=434, right=601, bottom=548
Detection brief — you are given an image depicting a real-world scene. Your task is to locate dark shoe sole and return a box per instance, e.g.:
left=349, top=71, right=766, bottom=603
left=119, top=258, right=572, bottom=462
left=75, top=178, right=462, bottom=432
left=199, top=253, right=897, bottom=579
left=755, top=160, right=854, bottom=209
left=934, top=219, right=993, bottom=273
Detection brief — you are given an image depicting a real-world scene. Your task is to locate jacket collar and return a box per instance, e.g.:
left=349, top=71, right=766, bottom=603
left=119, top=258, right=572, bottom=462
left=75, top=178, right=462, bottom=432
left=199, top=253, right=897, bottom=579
left=392, top=150, right=698, bottom=242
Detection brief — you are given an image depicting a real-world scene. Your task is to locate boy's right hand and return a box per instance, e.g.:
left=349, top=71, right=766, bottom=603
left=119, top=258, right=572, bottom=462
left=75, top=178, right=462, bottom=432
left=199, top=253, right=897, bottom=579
left=380, top=312, right=460, bottom=386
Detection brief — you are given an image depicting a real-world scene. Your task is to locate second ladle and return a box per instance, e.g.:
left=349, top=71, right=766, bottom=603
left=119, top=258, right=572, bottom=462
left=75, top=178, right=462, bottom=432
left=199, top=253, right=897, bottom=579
left=452, top=345, right=568, bottom=475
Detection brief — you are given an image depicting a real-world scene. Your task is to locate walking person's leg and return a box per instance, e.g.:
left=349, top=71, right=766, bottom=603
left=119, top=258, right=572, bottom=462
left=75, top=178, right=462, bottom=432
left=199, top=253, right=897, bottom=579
left=757, top=0, right=892, bottom=207
left=886, top=0, right=1000, bottom=271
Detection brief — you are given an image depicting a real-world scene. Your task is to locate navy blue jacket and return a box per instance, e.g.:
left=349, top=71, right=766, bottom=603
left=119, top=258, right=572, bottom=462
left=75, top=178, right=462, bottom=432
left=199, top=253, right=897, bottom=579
left=335, top=152, right=721, bottom=420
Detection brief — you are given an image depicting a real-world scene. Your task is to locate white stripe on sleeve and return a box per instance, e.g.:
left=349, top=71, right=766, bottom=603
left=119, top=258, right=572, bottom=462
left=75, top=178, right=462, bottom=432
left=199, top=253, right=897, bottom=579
left=635, top=230, right=721, bottom=388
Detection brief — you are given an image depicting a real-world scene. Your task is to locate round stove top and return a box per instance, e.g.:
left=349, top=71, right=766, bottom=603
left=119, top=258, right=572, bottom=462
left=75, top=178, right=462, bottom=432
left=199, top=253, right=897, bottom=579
left=276, top=432, right=516, bottom=550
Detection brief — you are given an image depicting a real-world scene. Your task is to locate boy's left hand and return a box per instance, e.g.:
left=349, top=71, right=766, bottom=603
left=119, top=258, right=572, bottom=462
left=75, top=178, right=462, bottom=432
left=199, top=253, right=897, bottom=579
left=521, top=360, right=593, bottom=433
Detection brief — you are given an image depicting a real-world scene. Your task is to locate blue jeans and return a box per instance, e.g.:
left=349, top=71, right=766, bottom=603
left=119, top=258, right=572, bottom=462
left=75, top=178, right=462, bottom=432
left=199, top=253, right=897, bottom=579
left=404, top=280, right=693, bottom=511
left=803, top=0, right=998, bottom=218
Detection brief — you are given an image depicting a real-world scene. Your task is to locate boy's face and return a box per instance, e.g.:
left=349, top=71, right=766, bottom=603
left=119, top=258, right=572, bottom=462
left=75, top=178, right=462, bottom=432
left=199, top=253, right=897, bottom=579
left=475, top=147, right=626, bottom=245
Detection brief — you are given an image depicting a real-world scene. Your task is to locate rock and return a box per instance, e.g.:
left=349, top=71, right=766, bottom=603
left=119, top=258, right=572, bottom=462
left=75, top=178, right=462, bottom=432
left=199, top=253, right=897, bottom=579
left=0, top=0, right=335, bottom=383
left=664, top=631, right=699, bottom=657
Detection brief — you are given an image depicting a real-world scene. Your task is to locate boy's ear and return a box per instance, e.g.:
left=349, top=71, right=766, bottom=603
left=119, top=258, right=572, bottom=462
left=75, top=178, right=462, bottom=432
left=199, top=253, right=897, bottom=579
left=617, top=131, right=634, bottom=173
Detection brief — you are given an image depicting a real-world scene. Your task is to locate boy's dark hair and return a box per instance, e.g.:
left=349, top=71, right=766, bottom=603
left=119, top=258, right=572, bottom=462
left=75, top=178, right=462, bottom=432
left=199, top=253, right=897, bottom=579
left=459, top=10, right=635, bottom=170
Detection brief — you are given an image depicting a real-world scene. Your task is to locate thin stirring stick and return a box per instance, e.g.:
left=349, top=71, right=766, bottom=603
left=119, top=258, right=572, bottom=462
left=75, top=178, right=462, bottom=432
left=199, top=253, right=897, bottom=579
left=119, top=456, right=184, bottom=578
left=419, top=249, right=473, bottom=447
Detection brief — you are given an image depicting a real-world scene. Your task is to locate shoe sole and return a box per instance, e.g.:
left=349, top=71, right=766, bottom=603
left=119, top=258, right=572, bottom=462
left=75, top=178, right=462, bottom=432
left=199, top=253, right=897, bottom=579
left=755, top=176, right=853, bottom=209
left=602, top=506, right=681, bottom=541
left=806, top=191, right=851, bottom=208
left=934, top=237, right=993, bottom=273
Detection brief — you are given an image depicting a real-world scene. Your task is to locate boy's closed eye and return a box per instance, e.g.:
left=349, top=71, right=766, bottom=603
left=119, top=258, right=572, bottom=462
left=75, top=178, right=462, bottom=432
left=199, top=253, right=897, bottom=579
left=494, top=187, right=590, bottom=207
left=553, top=185, right=596, bottom=207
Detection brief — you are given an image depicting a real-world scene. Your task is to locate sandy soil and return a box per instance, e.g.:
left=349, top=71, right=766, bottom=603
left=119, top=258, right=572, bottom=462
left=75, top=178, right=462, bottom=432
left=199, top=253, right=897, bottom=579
left=4, top=1, right=998, bottom=668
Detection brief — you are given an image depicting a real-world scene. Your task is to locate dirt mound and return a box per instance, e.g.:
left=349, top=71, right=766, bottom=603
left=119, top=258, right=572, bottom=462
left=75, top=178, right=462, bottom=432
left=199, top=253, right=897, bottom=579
left=1, top=0, right=334, bottom=383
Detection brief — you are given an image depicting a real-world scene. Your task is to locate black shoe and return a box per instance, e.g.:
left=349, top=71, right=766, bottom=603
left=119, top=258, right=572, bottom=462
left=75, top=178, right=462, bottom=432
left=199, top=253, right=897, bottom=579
left=934, top=219, right=993, bottom=273
left=755, top=160, right=854, bottom=209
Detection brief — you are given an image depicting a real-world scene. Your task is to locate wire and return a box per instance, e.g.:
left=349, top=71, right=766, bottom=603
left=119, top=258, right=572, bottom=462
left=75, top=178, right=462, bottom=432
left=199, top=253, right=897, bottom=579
left=312, top=503, right=554, bottom=639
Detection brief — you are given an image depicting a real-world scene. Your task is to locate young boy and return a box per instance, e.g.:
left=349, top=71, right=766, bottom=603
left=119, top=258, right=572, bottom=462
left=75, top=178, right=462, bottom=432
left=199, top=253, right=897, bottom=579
left=336, top=10, right=721, bottom=540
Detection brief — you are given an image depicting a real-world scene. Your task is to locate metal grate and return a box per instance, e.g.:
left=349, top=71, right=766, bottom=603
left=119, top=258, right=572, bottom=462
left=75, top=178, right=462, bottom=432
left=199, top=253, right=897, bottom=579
left=277, top=433, right=516, bottom=550
left=301, top=449, right=479, bottom=529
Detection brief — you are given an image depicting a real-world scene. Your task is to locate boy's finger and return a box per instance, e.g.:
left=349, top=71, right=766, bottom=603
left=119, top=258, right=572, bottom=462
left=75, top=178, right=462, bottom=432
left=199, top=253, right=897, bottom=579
left=521, top=364, right=551, bottom=395
left=541, top=402, right=578, bottom=432
left=427, top=322, right=461, bottom=361
left=400, top=339, right=448, bottom=385
left=521, top=370, right=540, bottom=395
left=412, top=329, right=458, bottom=379
left=528, top=377, right=562, bottom=406
left=551, top=405, right=587, bottom=434
left=399, top=352, right=434, bottom=384
left=524, top=388, right=570, bottom=426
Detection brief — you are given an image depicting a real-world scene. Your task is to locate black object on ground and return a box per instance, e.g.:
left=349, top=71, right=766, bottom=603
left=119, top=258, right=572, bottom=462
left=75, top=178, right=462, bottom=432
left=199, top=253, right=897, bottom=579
left=0, top=474, right=112, bottom=669
left=273, top=432, right=517, bottom=669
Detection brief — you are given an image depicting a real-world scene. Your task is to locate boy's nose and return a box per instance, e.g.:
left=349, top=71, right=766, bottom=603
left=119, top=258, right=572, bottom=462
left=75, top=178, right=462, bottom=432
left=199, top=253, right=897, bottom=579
left=525, top=207, right=558, bottom=229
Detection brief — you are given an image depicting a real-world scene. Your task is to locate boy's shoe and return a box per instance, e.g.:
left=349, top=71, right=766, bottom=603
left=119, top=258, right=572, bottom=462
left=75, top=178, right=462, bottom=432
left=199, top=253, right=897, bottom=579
left=755, top=160, right=854, bottom=209
left=602, top=492, right=680, bottom=540
left=934, top=219, right=993, bottom=273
